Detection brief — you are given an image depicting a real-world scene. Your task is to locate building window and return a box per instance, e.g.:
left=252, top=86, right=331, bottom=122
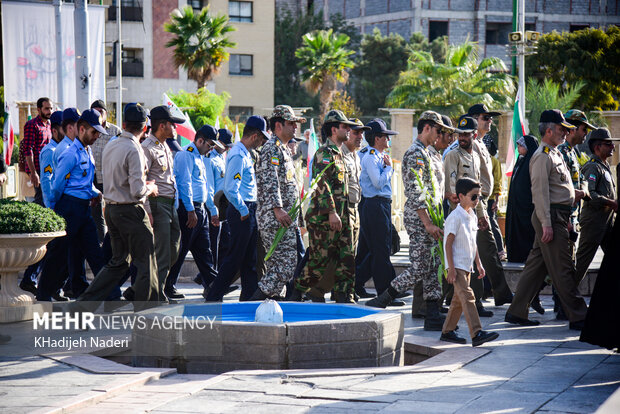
left=229, top=106, right=253, bottom=122
left=108, top=0, right=143, bottom=22
left=229, top=1, right=253, bottom=22
left=229, top=54, right=253, bottom=76
left=486, top=22, right=535, bottom=45
left=428, top=21, right=448, bottom=41
left=109, top=48, right=144, bottom=77
left=570, top=24, right=590, bottom=32
left=189, top=0, right=205, bottom=11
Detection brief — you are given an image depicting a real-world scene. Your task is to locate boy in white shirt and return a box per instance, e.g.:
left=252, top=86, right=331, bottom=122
left=440, top=177, right=500, bottom=347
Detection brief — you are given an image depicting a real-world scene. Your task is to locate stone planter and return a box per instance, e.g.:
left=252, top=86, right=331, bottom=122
left=0, top=231, right=64, bottom=322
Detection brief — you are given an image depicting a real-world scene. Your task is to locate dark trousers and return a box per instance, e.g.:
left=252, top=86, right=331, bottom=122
left=78, top=204, right=159, bottom=307
left=207, top=210, right=230, bottom=269
left=355, top=197, right=395, bottom=295
left=91, top=181, right=106, bottom=244
left=22, top=193, right=46, bottom=287
left=166, top=203, right=217, bottom=291
left=206, top=202, right=258, bottom=301
left=36, top=195, right=104, bottom=300
left=487, top=198, right=505, bottom=253
left=102, top=232, right=137, bottom=300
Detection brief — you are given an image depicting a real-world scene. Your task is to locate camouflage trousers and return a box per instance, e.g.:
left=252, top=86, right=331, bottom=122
left=257, top=218, right=298, bottom=297
left=390, top=212, right=441, bottom=301
left=296, top=214, right=355, bottom=294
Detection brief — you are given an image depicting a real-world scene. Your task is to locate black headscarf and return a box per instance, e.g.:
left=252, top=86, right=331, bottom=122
left=505, top=135, right=539, bottom=263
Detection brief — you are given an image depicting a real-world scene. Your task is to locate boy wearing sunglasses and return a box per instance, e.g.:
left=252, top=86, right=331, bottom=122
left=440, top=177, right=499, bottom=346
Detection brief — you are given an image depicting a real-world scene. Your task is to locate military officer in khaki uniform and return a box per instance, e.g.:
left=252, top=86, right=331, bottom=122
left=466, top=104, right=513, bottom=308
left=141, top=105, right=184, bottom=301
left=575, top=128, right=619, bottom=283
left=506, top=110, right=588, bottom=329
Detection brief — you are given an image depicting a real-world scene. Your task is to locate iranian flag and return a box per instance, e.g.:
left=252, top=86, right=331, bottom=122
left=3, top=104, right=14, bottom=165
left=506, top=86, right=526, bottom=177
left=306, top=118, right=319, bottom=180
left=162, top=93, right=195, bottom=146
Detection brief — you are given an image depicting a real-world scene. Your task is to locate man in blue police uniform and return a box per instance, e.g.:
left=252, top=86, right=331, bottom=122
left=165, top=125, right=220, bottom=299
left=24, top=111, right=66, bottom=301
left=205, top=116, right=268, bottom=302
left=40, top=110, right=64, bottom=209
left=204, top=128, right=232, bottom=268
left=36, top=109, right=107, bottom=301
left=53, top=108, right=81, bottom=168
left=355, top=118, right=402, bottom=303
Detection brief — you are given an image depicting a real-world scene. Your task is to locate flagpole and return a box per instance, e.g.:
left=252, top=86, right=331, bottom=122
left=54, top=0, right=64, bottom=109
left=518, top=0, right=526, bottom=129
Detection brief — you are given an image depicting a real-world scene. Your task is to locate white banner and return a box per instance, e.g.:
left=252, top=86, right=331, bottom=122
left=1, top=1, right=106, bottom=132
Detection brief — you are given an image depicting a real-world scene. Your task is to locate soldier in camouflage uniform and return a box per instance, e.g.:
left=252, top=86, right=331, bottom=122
left=412, top=114, right=455, bottom=318
left=291, top=110, right=358, bottom=302
left=367, top=111, right=449, bottom=331
left=249, top=105, right=305, bottom=300
left=558, top=109, right=596, bottom=236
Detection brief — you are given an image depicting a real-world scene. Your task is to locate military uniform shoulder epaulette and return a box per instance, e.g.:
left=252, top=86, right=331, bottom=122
left=543, top=146, right=550, bottom=154
left=360, top=147, right=368, bottom=153
left=369, top=149, right=376, bottom=155
left=187, top=146, right=194, bottom=152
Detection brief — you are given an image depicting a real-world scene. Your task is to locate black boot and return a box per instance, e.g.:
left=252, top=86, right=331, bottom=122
left=424, top=300, right=445, bottom=331
left=366, top=287, right=397, bottom=308
left=530, top=294, right=545, bottom=315
left=334, top=291, right=355, bottom=304
left=286, top=287, right=304, bottom=302
left=249, top=288, right=268, bottom=301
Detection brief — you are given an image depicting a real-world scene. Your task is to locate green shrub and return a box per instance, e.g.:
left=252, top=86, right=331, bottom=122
left=0, top=199, right=65, bottom=234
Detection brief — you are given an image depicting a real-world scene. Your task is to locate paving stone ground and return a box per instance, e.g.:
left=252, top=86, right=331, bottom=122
left=1, top=290, right=618, bottom=414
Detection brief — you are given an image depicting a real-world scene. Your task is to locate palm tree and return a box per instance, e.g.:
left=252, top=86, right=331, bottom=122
left=164, top=6, right=236, bottom=89
left=295, top=29, right=355, bottom=119
left=386, top=41, right=515, bottom=118
left=525, top=78, right=585, bottom=138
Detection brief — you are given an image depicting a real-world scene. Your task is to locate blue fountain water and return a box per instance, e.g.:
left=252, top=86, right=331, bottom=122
left=181, top=302, right=380, bottom=323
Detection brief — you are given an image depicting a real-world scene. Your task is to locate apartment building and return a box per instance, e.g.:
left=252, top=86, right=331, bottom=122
left=104, top=0, right=274, bottom=118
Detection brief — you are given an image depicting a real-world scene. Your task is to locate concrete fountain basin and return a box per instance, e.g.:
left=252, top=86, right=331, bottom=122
left=132, top=302, right=404, bottom=374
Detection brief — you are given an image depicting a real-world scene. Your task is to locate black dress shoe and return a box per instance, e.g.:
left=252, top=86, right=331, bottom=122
left=556, top=307, right=568, bottom=321
left=477, top=305, right=494, bottom=317
left=440, top=330, right=467, bottom=344
left=505, top=312, right=540, bottom=326
left=530, top=295, right=545, bottom=315
left=439, top=306, right=449, bottom=314
left=472, top=330, right=499, bottom=347
left=19, top=282, right=37, bottom=295
left=389, top=299, right=406, bottom=307
left=249, top=288, right=268, bottom=301
left=396, top=291, right=411, bottom=298
left=164, top=289, right=185, bottom=299
left=63, top=289, right=77, bottom=299
left=495, top=293, right=513, bottom=307
left=122, top=287, right=135, bottom=301
left=103, top=299, right=128, bottom=313
left=569, top=320, right=585, bottom=331
left=411, top=312, right=426, bottom=319
left=52, top=292, right=69, bottom=302
left=355, top=288, right=375, bottom=299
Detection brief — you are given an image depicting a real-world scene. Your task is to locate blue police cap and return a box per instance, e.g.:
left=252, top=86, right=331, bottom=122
left=79, top=109, right=107, bottom=134
left=50, top=111, right=63, bottom=127
left=245, top=115, right=270, bottom=139
left=62, top=108, right=81, bottom=124
left=196, top=124, right=218, bottom=141
left=218, top=128, right=233, bottom=147
left=366, top=118, right=398, bottom=135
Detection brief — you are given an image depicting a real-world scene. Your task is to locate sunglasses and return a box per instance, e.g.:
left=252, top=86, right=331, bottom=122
left=470, top=194, right=479, bottom=201
left=600, top=141, right=614, bottom=147
left=480, top=115, right=493, bottom=121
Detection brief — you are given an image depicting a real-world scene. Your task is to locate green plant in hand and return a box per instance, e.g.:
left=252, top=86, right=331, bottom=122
left=0, top=199, right=65, bottom=234
left=411, top=165, right=446, bottom=285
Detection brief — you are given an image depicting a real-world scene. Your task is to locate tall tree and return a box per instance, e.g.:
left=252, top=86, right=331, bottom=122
left=164, top=5, right=236, bottom=89
left=295, top=29, right=355, bottom=120
left=274, top=10, right=360, bottom=112
left=387, top=41, right=515, bottom=117
left=526, top=26, right=620, bottom=111
left=350, top=29, right=409, bottom=115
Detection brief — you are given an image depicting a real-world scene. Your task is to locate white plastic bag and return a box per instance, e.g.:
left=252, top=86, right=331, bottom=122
left=254, top=299, right=284, bottom=323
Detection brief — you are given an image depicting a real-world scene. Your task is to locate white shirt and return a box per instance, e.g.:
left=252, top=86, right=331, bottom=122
left=443, top=204, right=478, bottom=272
